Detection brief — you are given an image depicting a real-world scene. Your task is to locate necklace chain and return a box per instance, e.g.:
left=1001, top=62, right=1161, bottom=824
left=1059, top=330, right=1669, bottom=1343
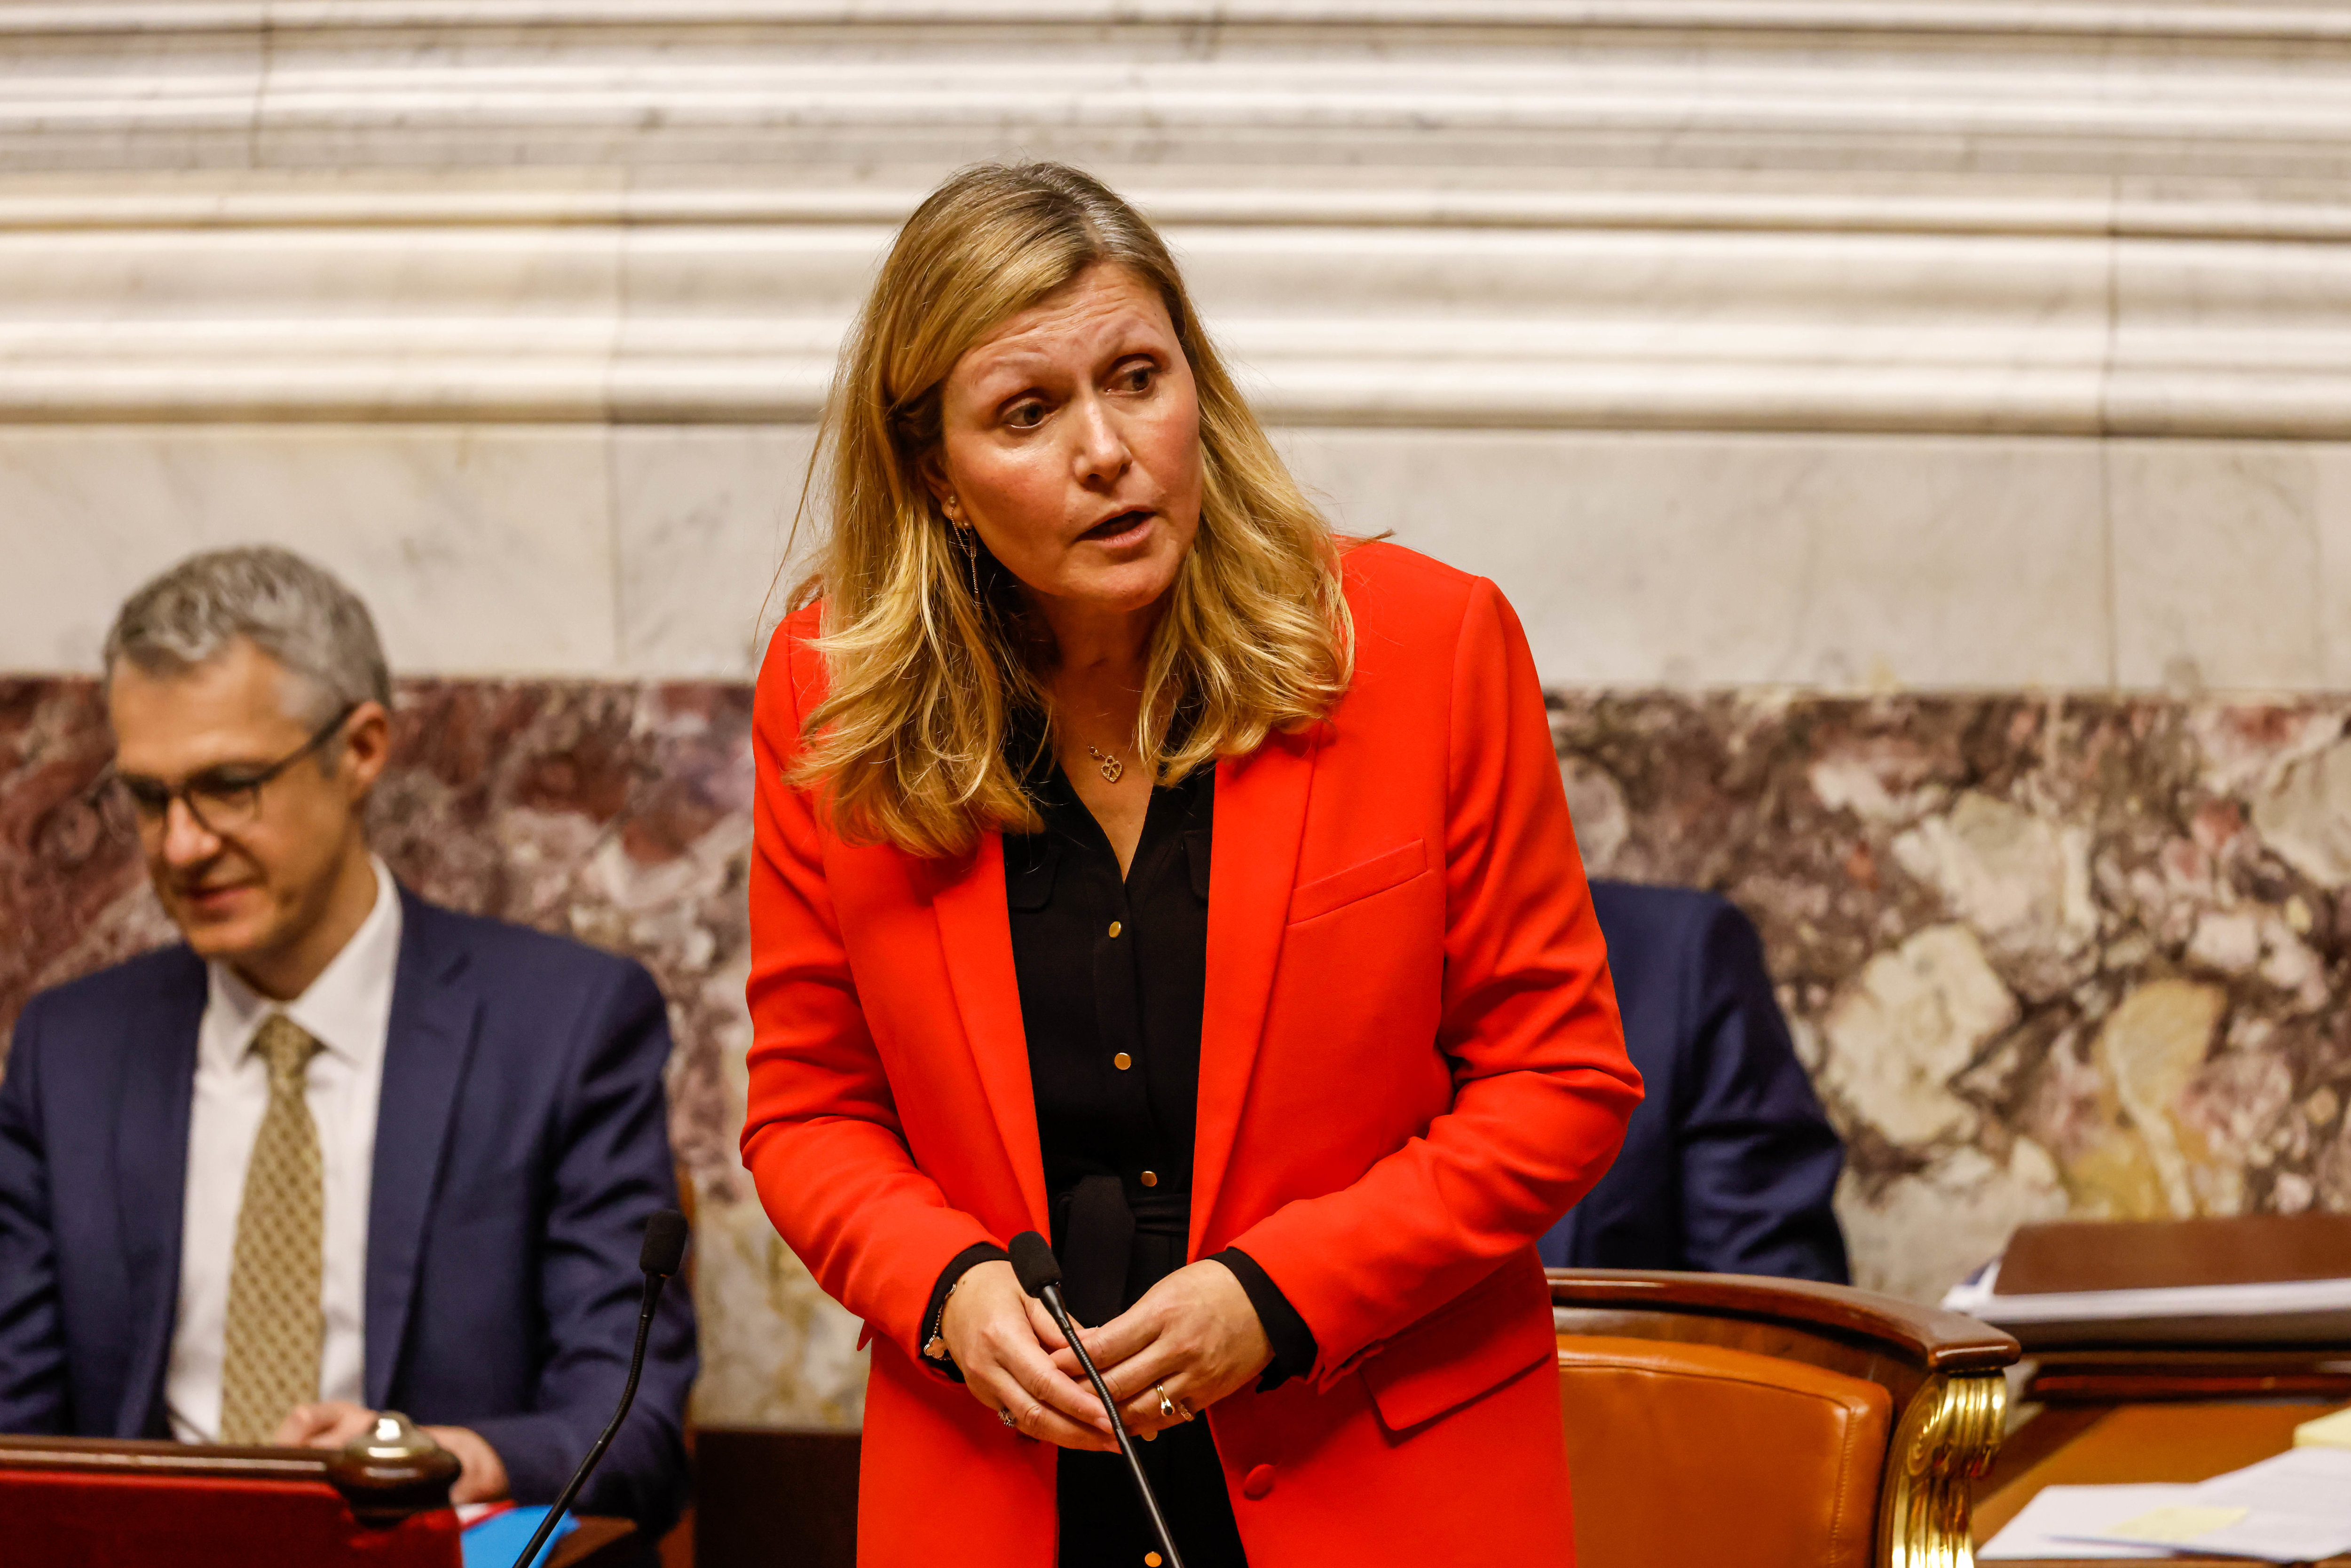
left=1084, top=744, right=1125, bottom=784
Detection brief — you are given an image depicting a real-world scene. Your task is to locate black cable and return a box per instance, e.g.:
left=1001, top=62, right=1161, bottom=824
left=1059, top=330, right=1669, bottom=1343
left=1010, top=1230, right=1186, bottom=1568
left=510, top=1211, right=686, bottom=1568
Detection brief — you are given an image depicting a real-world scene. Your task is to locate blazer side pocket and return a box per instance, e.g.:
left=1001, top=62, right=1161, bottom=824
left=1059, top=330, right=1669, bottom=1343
left=1287, top=838, right=1428, bottom=925
left=1359, top=1249, right=1556, bottom=1436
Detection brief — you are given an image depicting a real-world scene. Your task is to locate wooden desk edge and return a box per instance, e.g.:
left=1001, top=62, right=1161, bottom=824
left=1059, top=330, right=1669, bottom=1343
left=547, top=1516, right=639, bottom=1568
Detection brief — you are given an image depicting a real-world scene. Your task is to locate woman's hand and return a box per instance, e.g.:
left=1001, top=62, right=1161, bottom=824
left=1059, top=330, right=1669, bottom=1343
left=942, top=1260, right=1120, bottom=1451
left=1062, top=1259, right=1272, bottom=1436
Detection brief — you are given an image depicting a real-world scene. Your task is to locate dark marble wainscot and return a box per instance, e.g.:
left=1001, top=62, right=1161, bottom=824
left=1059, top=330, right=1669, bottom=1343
left=0, top=675, right=864, bottom=1430
left=9, top=677, right=2351, bottom=1424
left=1554, top=692, right=2351, bottom=1301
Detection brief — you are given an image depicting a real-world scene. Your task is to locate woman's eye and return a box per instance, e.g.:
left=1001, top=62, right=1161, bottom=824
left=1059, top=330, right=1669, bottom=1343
left=1005, top=402, right=1047, bottom=429
left=1117, top=364, right=1155, bottom=393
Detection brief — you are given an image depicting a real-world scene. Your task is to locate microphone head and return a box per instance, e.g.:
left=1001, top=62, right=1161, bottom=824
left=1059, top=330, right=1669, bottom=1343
left=640, top=1209, right=689, bottom=1277
left=1008, top=1231, right=1062, bottom=1298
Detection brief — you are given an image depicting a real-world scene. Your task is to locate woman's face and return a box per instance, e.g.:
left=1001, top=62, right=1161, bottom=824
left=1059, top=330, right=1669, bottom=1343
left=930, top=262, right=1203, bottom=625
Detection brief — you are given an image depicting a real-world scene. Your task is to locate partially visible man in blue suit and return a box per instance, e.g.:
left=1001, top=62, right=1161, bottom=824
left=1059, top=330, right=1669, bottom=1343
left=1541, top=880, right=1851, bottom=1282
left=0, top=546, right=693, bottom=1539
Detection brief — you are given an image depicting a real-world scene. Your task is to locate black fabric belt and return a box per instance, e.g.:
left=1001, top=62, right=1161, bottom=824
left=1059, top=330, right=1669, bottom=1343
left=1051, top=1172, right=1191, bottom=1329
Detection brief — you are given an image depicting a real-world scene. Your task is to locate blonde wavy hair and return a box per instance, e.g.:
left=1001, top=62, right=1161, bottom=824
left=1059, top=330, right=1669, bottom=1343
left=787, top=162, right=1355, bottom=858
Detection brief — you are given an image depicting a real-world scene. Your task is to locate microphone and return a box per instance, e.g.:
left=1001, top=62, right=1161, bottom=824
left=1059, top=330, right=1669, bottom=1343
left=1009, top=1230, right=1186, bottom=1568
left=509, top=1209, right=689, bottom=1568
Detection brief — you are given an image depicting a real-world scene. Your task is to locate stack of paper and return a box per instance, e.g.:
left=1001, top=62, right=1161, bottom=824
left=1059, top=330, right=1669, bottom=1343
left=1982, top=1449, right=2351, bottom=1563
left=1980, top=1486, right=2189, bottom=1559
left=2296, top=1404, right=2351, bottom=1452
left=1941, top=1261, right=2351, bottom=1347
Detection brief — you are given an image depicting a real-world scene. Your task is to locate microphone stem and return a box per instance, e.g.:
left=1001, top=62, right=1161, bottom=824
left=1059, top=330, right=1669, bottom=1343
left=511, top=1271, right=665, bottom=1568
left=1039, top=1284, right=1187, bottom=1568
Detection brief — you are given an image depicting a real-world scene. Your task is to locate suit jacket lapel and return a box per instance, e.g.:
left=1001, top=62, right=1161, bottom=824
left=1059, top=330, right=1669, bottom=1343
left=1192, top=726, right=1320, bottom=1256
left=931, top=835, right=1049, bottom=1235
left=364, top=890, right=481, bottom=1409
left=115, top=951, right=205, bottom=1437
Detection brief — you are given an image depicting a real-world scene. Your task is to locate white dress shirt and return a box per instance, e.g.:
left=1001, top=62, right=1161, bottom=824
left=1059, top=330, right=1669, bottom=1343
left=166, top=857, right=401, bottom=1445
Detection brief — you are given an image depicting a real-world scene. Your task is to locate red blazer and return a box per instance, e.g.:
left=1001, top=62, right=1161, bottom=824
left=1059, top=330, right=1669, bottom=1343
left=743, top=541, right=1641, bottom=1566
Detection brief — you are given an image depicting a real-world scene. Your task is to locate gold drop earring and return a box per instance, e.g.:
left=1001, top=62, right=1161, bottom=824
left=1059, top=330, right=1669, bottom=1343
left=946, top=500, right=982, bottom=604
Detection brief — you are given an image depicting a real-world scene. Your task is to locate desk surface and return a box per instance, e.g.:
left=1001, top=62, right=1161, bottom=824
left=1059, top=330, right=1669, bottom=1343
left=545, top=1516, right=637, bottom=1568
left=1974, top=1402, right=2349, bottom=1568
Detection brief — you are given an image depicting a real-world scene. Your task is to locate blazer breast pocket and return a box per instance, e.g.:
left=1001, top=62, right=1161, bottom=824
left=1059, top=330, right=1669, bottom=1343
left=1288, top=838, right=1428, bottom=925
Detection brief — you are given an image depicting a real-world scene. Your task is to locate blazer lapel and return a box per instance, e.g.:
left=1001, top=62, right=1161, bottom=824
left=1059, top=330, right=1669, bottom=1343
left=1191, top=725, right=1320, bottom=1256
left=114, top=951, right=205, bottom=1437
left=364, top=891, right=482, bottom=1409
left=931, top=835, right=1049, bottom=1234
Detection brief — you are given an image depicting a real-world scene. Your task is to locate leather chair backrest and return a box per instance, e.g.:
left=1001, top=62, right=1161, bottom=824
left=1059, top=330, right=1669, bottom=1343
left=1557, top=1334, right=1892, bottom=1568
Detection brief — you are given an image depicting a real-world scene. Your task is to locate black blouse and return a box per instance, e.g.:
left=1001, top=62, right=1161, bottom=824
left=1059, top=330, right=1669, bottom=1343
left=921, top=755, right=1315, bottom=1385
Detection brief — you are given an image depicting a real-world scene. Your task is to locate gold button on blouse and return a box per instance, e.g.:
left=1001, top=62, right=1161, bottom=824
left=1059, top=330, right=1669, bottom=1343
left=1139, top=1170, right=1159, bottom=1188
left=1113, top=1052, right=1133, bottom=1071
left=1107, top=920, right=1123, bottom=938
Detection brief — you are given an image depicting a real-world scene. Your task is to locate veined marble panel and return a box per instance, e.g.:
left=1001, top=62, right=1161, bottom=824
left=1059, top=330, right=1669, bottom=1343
left=610, top=424, right=817, bottom=678
left=2109, top=443, right=2326, bottom=694
left=29, top=424, right=2351, bottom=698
left=1557, top=691, right=2351, bottom=1302
left=1, top=425, right=619, bottom=675
left=10, top=674, right=2351, bottom=1420
left=1281, top=429, right=2114, bottom=691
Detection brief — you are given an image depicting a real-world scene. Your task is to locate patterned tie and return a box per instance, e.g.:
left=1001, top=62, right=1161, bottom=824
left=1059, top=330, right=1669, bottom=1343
left=218, top=1013, right=326, bottom=1446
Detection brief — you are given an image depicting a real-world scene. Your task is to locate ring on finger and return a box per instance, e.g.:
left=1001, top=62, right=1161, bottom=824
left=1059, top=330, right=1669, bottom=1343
left=1154, top=1384, right=1178, bottom=1422
left=999, top=1408, right=1018, bottom=1429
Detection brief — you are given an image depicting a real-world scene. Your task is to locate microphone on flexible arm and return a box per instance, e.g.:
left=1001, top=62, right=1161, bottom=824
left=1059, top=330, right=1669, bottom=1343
left=509, top=1208, right=690, bottom=1568
left=1009, top=1229, right=1187, bottom=1568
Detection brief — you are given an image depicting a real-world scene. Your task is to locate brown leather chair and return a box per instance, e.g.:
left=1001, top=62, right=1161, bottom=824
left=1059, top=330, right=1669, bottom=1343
left=1551, top=1269, right=2020, bottom=1568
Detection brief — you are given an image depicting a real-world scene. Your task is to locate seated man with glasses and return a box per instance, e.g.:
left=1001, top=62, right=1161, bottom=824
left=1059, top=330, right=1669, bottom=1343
left=0, top=546, right=694, bottom=1546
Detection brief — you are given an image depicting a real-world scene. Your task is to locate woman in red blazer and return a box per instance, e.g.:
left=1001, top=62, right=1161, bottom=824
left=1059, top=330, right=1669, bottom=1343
left=743, top=161, right=1641, bottom=1568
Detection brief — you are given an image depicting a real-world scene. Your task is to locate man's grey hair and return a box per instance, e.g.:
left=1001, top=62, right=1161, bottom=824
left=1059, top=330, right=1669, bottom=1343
left=103, top=546, right=392, bottom=725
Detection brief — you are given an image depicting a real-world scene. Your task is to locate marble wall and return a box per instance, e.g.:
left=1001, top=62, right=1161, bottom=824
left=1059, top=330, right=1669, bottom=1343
left=12, top=3, right=2351, bottom=693
left=11, top=0, right=2351, bottom=1437
left=11, top=672, right=2351, bottom=1424
left=1554, top=692, right=2351, bottom=1301
left=25, top=426, right=2351, bottom=696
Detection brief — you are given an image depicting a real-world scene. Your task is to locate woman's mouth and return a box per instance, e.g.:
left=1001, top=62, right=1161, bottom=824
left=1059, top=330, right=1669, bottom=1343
left=1081, top=508, right=1155, bottom=545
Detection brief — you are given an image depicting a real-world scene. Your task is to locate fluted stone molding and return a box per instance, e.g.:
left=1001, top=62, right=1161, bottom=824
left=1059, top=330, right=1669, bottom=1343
left=4, top=0, right=2351, bottom=433
left=13, top=0, right=2351, bottom=692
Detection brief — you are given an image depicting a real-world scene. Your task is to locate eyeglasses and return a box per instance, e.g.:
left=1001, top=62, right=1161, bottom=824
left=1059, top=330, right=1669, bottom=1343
left=99, top=703, right=360, bottom=840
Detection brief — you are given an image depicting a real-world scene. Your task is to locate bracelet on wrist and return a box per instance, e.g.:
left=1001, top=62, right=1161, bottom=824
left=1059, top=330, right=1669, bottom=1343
left=923, top=1268, right=976, bottom=1363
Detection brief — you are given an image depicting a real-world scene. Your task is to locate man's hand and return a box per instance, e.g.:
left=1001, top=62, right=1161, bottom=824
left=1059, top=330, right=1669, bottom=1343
left=273, top=1402, right=511, bottom=1505
left=420, top=1425, right=510, bottom=1505
left=940, top=1260, right=1119, bottom=1452
left=274, top=1400, right=376, bottom=1450
left=1060, top=1259, right=1272, bottom=1437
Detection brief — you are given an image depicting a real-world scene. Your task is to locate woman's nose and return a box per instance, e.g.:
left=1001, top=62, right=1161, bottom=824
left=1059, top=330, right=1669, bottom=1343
left=1068, top=394, right=1131, bottom=485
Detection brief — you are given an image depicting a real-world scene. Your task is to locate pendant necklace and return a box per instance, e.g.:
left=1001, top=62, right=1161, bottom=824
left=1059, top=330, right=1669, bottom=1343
left=1085, top=744, right=1125, bottom=783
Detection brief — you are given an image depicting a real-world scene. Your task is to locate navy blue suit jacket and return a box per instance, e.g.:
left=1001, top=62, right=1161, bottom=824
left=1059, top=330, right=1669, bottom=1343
left=0, top=887, right=695, bottom=1536
left=1541, top=881, right=1850, bottom=1282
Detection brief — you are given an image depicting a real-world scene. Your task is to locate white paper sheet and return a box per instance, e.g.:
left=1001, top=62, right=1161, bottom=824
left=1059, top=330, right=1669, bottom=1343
left=1979, top=1485, right=2191, bottom=1560
left=2061, top=1448, right=2351, bottom=1563
left=1941, top=1261, right=2351, bottom=1345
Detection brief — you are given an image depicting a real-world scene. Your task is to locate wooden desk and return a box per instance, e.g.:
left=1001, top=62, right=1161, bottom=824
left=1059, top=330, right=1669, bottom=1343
left=546, top=1516, right=639, bottom=1567
left=1974, top=1402, right=2350, bottom=1567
